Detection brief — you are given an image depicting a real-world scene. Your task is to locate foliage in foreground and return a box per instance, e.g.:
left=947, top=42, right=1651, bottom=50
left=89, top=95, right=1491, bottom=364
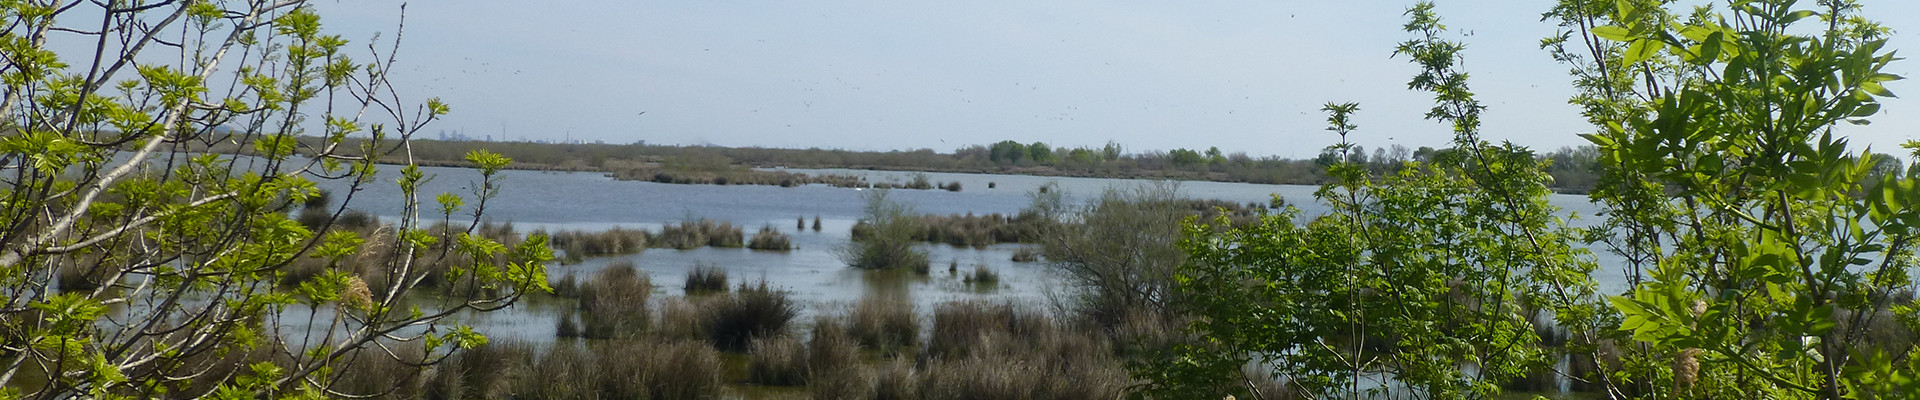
left=1157, top=1, right=1920, bottom=399
left=1548, top=0, right=1918, bottom=397
left=0, top=2, right=552, bottom=398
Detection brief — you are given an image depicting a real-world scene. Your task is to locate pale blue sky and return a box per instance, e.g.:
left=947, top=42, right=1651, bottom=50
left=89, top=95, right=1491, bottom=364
left=310, top=0, right=1918, bottom=159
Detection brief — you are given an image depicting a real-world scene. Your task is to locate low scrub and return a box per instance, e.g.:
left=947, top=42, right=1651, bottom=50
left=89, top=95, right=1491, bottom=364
left=844, top=237, right=930, bottom=271
left=843, top=189, right=931, bottom=271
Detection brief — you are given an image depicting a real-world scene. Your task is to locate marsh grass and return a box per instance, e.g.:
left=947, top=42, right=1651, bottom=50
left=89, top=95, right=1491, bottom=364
left=748, top=225, right=794, bottom=251
left=547, top=226, right=649, bottom=262
left=853, top=211, right=1053, bottom=248
left=657, top=297, right=712, bottom=342
left=964, top=265, right=1000, bottom=286
left=916, top=302, right=1131, bottom=400
left=809, top=363, right=875, bottom=400
left=848, top=295, right=920, bottom=354
left=577, top=261, right=652, bottom=339
left=684, top=263, right=729, bottom=294
left=550, top=271, right=580, bottom=298
left=748, top=335, right=810, bottom=386
left=872, top=359, right=920, bottom=400
left=656, top=218, right=745, bottom=249
left=708, top=280, right=798, bottom=351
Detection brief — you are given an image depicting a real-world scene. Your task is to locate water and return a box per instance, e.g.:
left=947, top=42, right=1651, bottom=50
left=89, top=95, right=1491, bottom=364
left=310, top=163, right=1619, bottom=344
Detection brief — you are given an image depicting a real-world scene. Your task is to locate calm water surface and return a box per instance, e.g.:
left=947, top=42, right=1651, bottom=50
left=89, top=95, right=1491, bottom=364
left=310, top=164, right=1617, bottom=343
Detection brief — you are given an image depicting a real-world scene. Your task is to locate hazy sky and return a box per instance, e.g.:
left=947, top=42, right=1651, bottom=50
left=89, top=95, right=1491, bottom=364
left=309, top=0, right=1920, bottom=159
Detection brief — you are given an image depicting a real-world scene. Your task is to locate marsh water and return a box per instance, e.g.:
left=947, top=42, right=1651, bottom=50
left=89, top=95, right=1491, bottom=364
left=307, top=163, right=1616, bottom=346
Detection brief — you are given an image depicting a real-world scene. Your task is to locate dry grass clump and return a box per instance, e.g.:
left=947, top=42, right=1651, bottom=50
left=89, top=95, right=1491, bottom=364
left=506, top=340, right=722, bottom=400
left=806, top=315, right=871, bottom=398
left=707, top=279, right=798, bottom=351
left=748, top=335, right=811, bottom=386
left=911, top=301, right=1132, bottom=399
left=849, top=295, right=919, bottom=353
left=655, top=218, right=745, bottom=249
left=576, top=260, right=652, bottom=339
left=546, top=226, right=649, bottom=263
left=748, top=225, right=793, bottom=251
left=964, top=265, right=999, bottom=285
left=656, top=297, right=711, bottom=342
left=810, top=363, right=875, bottom=400
left=927, top=302, right=1048, bottom=359
left=683, top=263, right=729, bottom=294
left=809, top=316, right=862, bottom=374
left=872, top=359, right=920, bottom=400
left=852, top=212, right=1054, bottom=248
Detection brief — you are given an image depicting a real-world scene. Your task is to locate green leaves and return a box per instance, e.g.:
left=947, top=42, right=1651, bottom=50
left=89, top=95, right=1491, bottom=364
left=1590, top=25, right=1632, bottom=42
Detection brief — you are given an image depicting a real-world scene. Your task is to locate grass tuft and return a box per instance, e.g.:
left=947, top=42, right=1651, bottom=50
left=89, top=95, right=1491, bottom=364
left=683, top=263, right=729, bottom=294
left=707, top=279, right=798, bottom=351
left=748, top=225, right=793, bottom=251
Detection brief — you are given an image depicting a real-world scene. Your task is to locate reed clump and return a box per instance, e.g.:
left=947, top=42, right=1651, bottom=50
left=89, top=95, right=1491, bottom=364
left=575, top=261, right=652, bottom=339
left=747, top=335, right=810, bottom=386
left=964, top=265, right=1000, bottom=285
left=848, top=294, right=920, bottom=353
left=748, top=225, right=793, bottom=251
left=656, top=297, right=711, bottom=342
left=654, top=218, right=745, bottom=249
left=872, top=359, right=920, bottom=400
left=808, top=316, right=864, bottom=381
left=683, top=263, right=729, bottom=294
left=853, top=211, right=1054, bottom=248
left=546, top=226, right=649, bottom=263
left=706, top=280, right=798, bottom=351
left=916, top=302, right=1130, bottom=400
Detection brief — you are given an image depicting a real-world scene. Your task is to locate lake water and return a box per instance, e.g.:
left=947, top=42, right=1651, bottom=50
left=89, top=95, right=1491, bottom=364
left=311, top=164, right=1619, bottom=343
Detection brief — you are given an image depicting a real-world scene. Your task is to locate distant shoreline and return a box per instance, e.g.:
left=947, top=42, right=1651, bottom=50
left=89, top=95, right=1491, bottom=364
left=209, top=136, right=1600, bottom=193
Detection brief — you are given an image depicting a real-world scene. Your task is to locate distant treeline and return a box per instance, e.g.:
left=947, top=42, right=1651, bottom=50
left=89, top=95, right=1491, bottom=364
left=221, top=136, right=1630, bottom=193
